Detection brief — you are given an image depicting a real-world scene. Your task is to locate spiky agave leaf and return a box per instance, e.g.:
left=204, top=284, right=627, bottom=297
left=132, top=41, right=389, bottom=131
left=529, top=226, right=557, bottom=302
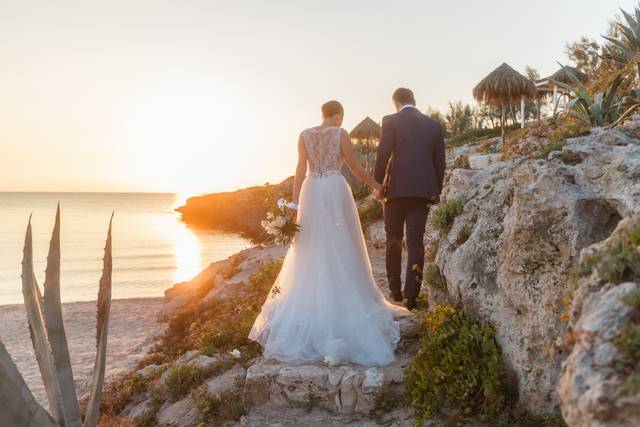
left=21, top=217, right=66, bottom=426
left=43, top=205, right=83, bottom=427
left=83, top=213, right=114, bottom=427
left=0, top=338, right=59, bottom=426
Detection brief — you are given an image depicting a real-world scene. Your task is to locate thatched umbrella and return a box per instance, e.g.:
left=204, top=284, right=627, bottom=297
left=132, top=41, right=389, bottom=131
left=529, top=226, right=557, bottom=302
left=350, top=117, right=380, bottom=172
left=473, top=63, right=536, bottom=142
left=549, top=66, right=587, bottom=84
left=536, top=66, right=588, bottom=116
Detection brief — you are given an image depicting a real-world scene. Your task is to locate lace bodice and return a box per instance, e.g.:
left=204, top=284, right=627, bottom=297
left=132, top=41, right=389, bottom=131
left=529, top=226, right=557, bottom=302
left=301, top=126, right=343, bottom=176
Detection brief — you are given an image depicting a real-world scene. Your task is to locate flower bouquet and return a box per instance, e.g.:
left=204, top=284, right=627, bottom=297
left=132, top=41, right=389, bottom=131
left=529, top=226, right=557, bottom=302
left=261, top=198, right=300, bottom=245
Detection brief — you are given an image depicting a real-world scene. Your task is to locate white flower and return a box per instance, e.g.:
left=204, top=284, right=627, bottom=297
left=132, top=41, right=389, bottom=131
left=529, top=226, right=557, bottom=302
left=273, top=216, right=287, bottom=228
left=323, top=355, right=336, bottom=366
left=230, top=349, right=242, bottom=359
left=277, top=198, right=287, bottom=209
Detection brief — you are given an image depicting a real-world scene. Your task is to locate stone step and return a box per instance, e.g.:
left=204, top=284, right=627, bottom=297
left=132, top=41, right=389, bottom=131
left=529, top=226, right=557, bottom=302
left=243, top=316, right=419, bottom=416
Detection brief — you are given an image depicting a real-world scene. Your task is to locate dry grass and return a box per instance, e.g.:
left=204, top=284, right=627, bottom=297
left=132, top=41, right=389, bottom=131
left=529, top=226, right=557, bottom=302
left=99, top=258, right=283, bottom=421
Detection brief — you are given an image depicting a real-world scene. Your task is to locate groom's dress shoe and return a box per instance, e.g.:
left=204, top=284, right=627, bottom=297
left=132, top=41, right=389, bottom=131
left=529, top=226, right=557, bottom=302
left=391, top=290, right=403, bottom=303
left=405, top=298, right=417, bottom=311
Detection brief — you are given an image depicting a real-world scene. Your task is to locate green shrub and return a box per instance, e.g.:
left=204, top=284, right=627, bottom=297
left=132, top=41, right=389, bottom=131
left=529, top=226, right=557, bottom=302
left=537, top=141, right=566, bottom=160
left=193, top=260, right=283, bottom=359
left=577, top=219, right=640, bottom=284
left=358, top=198, right=383, bottom=230
left=451, top=155, right=471, bottom=170
left=618, top=321, right=640, bottom=365
left=622, top=289, right=640, bottom=310
left=618, top=286, right=640, bottom=395
left=595, top=239, right=640, bottom=283
left=133, top=394, right=164, bottom=427
left=456, top=224, right=472, bottom=245
left=555, top=151, right=584, bottom=166
left=221, top=255, right=244, bottom=279
left=432, top=198, right=465, bottom=232
left=196, top=387, right=246, bottom=426
left=100, top=370, right=159, bottom=415
left=424, top=264, right=447, bottom=291
left=370, top=386, right=405, bottom=416
left=446, top=125, right=519, bottom=148
left=405, top=305, right=505, bottom=423
left=425, top=238, right=441, bottom=263
left=538, top=121, right=590, bottom=160
left=166, top=365, right=213, bottom=402
left=550, top=121, right=589, bottom=144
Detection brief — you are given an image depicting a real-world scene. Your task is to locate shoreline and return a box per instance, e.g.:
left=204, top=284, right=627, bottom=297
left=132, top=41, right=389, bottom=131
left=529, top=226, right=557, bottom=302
left=0, top=295, right=165, bottom=308
left=0, top=296, right=167, bottom=407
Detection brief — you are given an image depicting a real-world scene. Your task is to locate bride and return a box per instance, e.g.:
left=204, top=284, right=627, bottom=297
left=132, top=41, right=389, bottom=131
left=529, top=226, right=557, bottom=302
left=249, top=100, right=407, bottom=366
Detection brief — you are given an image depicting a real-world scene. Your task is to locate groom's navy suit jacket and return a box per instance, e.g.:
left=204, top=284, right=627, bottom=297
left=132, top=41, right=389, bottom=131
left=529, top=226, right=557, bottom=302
left=374, top=107, right=446, bottom=201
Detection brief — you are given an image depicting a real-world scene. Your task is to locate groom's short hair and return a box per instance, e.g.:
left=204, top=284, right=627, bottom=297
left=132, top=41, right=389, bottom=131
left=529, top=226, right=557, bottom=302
left=321, top=100, right=344, bottom=118
left=392, top=88, right=416, bottom=106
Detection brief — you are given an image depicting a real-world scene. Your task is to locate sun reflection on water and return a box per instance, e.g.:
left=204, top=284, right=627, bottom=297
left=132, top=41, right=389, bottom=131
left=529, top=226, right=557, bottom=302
left=172, top=218, right=202, bottom=283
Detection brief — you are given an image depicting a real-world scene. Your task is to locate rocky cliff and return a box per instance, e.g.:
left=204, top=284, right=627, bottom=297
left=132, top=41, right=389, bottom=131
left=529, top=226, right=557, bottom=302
left=175, top=177, right=294, bottom=243
left=429, top=125, right=639, bottom=417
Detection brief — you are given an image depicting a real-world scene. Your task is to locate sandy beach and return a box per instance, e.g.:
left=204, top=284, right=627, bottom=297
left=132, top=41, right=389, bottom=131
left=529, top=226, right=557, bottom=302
left=0, top=297, right=166, bottom=408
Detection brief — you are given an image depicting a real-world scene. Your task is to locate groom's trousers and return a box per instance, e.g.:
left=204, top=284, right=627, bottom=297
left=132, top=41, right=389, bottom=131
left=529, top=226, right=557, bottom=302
left=383, top=197, right=430, bottom=300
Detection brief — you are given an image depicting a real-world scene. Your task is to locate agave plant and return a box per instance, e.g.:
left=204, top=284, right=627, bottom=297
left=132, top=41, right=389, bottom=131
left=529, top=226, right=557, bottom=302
left=0, top=206, right=113, bottom=427
left=556, top=66, right=624, bottom=127
left=602, top=4, right=640, bottom=79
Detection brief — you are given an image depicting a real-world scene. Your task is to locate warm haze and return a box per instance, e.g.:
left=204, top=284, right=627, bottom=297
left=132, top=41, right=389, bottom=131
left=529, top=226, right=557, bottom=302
left=0, top=0, right=635, bottom=193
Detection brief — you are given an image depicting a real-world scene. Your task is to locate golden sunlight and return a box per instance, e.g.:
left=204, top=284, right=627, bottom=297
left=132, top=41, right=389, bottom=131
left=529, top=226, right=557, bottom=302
left=173, top=222, right=202, bottom=283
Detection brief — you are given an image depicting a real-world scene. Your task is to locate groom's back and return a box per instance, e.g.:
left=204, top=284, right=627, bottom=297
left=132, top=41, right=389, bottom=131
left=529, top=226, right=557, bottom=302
left=374, top=107, right=446, bottom=201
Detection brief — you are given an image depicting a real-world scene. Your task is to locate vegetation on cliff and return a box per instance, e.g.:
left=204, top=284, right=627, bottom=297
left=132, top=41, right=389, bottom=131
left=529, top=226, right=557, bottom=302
left=176, top=178, right=294, bottom=243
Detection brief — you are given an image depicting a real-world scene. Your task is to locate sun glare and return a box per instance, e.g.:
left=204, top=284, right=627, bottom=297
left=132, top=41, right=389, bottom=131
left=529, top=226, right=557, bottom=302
left=173, top=222, right=202, bottom=283
left=173, top=192, right=198, bottom=210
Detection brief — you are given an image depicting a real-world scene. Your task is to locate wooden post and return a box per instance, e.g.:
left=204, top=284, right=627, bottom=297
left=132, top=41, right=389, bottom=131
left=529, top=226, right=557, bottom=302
left=365, top=135, right=370, bottom=173
left=553, top=85, right=559, bottom=117
left=501, top=102, right=506, bottom=144
left=520, top=96, right=525, bottom=129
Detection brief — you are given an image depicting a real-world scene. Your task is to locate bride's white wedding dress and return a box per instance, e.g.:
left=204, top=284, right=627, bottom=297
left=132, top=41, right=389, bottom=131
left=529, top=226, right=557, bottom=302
left=249, top=125, right=405, bottom=367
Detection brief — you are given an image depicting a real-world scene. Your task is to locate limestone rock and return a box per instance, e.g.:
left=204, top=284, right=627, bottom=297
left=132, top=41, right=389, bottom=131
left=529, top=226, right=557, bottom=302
left=206, top=365, right=246, bottom=397
left=245, top=361, right=281, bottom=407
left=468, top=153, right=502, bottom=169
left=558, top=217, right=640, bottom=426
left=189, top=354, right=220, bottom=370
left=243, top=358, right=399, bottom=416
left=156, top=396, right=200, bottom=427
left=432, top=131, right=639, bottom=415
left=174, top=350, right=199, bottom=366
left=136, top=363, right=166, bottom=377
left=361, top=368, right=385, bottom=393
left=558, top=281, right=640, bottom=426
left=275, top=365, right=331, bottom=407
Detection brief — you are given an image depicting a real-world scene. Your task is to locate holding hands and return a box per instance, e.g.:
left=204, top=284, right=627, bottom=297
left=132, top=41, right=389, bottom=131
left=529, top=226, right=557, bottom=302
left=372, top=182, right=384, bottom=201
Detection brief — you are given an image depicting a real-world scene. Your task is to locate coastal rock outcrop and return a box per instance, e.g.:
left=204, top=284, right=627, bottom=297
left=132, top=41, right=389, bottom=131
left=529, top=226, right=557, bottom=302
left=175, top=177, right=294, bottom=243
left=557, top=217, right=640, bottom=426
left=429, top=128, right=640, bottom=415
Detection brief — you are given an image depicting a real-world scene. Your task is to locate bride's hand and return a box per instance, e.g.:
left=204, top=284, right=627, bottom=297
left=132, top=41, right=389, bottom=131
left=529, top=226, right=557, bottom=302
left=372, top=182, right=384, bottom=200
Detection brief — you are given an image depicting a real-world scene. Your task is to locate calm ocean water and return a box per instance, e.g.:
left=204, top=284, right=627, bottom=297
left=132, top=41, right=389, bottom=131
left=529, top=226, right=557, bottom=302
left=0, top=192, right=251, bottom=305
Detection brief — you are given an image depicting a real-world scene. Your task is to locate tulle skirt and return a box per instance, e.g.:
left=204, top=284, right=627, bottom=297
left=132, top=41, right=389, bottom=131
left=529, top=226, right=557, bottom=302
left=249, top=173, right=404, bottom=366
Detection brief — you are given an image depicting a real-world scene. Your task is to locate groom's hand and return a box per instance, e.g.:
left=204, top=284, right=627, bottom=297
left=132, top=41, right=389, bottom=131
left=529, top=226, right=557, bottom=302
left=372, top=183, right=384, bottom=201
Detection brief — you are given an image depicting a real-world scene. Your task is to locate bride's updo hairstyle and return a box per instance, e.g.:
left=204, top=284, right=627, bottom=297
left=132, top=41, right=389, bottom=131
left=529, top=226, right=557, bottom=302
left=321, top=100, right=344, bottom=118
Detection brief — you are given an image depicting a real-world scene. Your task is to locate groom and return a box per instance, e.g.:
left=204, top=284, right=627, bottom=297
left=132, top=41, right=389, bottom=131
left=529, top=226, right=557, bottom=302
left=373, top=88, right=446, bottom=310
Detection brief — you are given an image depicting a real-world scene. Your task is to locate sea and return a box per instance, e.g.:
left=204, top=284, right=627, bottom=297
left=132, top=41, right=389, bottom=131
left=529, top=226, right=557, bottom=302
left=0, top=192, right=252, bottom=305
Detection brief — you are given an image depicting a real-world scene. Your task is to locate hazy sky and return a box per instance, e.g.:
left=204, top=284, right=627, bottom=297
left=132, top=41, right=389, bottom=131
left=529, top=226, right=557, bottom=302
left=0, top=0, right=635, bottom=194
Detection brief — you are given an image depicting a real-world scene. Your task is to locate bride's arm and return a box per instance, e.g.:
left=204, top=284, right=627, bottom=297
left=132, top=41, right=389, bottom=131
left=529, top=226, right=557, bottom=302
left=291, top=134, right=308, bottom=205
left=339, top=129, right=383, bottom=192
